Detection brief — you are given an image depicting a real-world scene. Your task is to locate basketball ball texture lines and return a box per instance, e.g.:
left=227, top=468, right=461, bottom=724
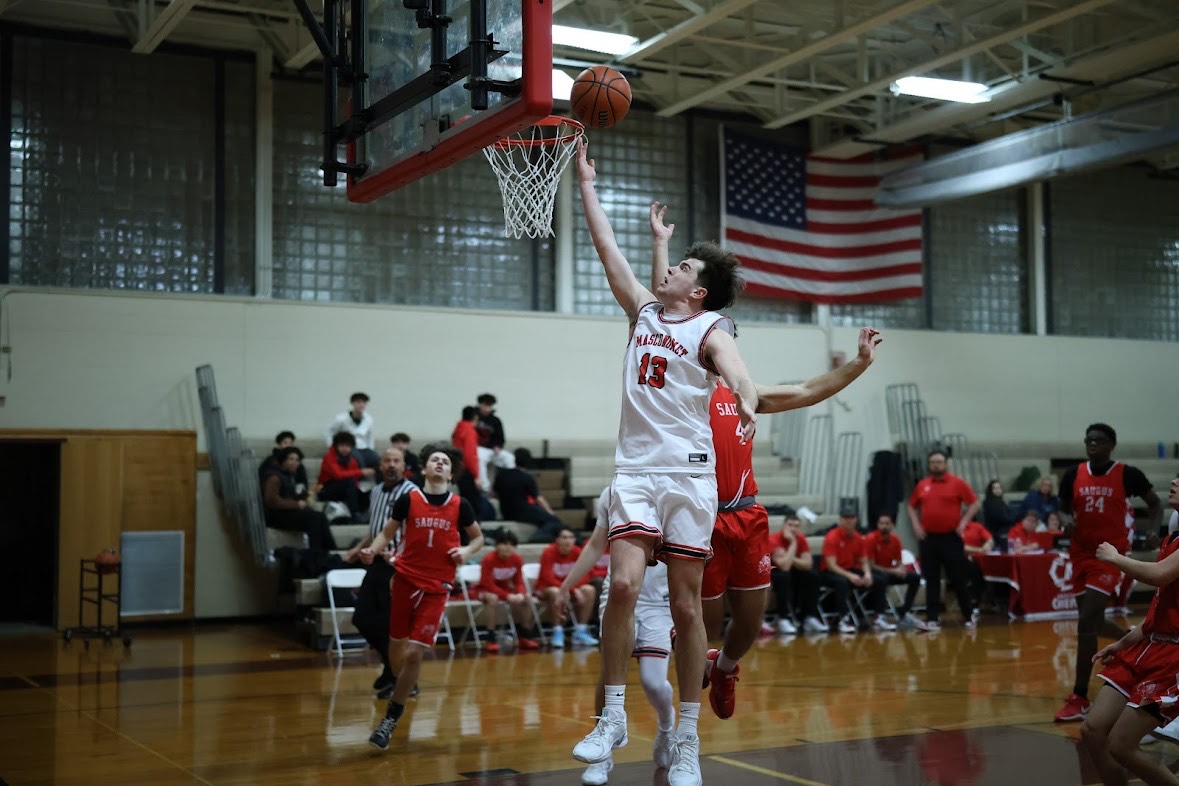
left=570, top=66, right=632, bottom=129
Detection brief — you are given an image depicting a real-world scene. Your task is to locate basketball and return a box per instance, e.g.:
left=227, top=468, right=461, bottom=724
left=570, top=66, right=631, bottom=129
left=95, top=548, right=121, bottom=575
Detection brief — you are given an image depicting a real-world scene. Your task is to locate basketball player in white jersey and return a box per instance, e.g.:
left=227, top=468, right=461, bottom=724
left=570, top=138, right=758, bottom=786
left=556, top=489, right=676, bottom=785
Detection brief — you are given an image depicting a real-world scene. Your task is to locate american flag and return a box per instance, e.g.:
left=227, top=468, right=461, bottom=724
left=721, top=127, right=924, bottom=304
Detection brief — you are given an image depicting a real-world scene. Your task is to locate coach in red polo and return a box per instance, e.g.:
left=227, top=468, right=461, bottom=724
left=906, top=449, right=981, bottom=631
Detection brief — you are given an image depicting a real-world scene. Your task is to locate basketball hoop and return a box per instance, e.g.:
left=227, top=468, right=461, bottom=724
left=483, top=116, right=584, bottom=239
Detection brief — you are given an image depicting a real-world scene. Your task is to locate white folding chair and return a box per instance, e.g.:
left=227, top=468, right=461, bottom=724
left=520, top=562, right=549, bottom=644
left=449, top=564, right=487, bottom=650
left=324, top=568, right=368, bottom=659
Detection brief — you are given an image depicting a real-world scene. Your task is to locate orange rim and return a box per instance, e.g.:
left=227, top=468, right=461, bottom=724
left=491, top=116, right=584, bottom=149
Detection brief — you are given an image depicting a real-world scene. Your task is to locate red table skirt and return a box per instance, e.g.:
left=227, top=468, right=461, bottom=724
left=974, top=551, right=1133, bottom=621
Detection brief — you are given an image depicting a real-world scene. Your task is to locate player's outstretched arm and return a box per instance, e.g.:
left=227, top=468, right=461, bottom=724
left=649, top=201, right=674, bottom=291
left=1096, top=540, right=1179, bottom=587
left=576, top=139, right=654, bottom=318
left=706, top=328, right=758, bottom=444
left=754, top=327, right=882, bottom=414
left=558, top=526, right=608, bottom=594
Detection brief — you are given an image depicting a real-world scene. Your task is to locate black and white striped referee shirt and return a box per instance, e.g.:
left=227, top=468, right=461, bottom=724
left=369, top=478, right=416, bottom=552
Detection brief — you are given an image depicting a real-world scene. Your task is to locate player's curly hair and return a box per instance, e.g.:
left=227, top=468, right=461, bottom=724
left=419, top=443, right=464, bottom=477
left=686, top=241, right=745, bottom=311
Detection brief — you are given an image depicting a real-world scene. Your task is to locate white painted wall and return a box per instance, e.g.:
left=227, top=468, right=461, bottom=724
left=3, top=287, right=1176, bottom=451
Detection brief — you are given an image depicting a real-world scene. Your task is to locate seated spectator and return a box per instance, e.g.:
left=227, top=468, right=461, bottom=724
left=961, top=519, right=996, bottom=612
left=389, top=432, right=421, bottom=483
left=258, top=431, right=310, bottom=491
left=261, top=447, right=336, bottom=553
left=534, top=527, right=598, bottom=648
left=768, top=514, right=826, bottom=635
left=981, top=479, right=1015, bottom=539
left=1008, top=510, right=1043, bottom=553
left=1018, top=476, right=1059, bottom=522
left=473, top=531, right=540, bottom=652
left=864, top=514, right=926, bottom=631
left=820, top=506, right=892, bottom=633
left=317, top=432, right=375, bottom=520
left=325, top=392, right=379, bottom=469
left=1043, top=511, right=1064, bottom=534
left=492, top=448, right=564, bottom=544
left=961, top=520, right=995, bottom=555
left=475, top=393, right=506, bottom=492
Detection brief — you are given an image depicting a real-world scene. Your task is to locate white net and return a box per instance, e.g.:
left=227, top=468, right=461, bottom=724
left=483, top=117, right=584, bottom=239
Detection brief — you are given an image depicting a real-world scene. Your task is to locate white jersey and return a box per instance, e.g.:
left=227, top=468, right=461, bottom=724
left=616, top=302, right=732, bottom=475
left=597, top=488, right=668, bottom=607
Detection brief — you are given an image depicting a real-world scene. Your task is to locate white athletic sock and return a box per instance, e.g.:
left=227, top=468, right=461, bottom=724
left=604, top=684, right=626, bottom=713
left=677, top=702, right=701, bottom=737
left=716, top=651, right=739, bottom=673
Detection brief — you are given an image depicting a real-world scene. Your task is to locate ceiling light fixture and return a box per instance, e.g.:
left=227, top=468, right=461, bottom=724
left=891, top=76, right=991, bottom=104
left=552, top=25, right=638, bottom=56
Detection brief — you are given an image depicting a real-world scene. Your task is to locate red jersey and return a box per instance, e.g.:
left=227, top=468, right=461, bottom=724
left=769, top=529, right=810, bottom=556
left=908, top=473, right=977, bottom=534
left=1072, top=462, right=1132, bottom=553
left=1007, top=524, right=1038, bottom=551
left=962, top=521, right=992, bottom=549
left=537, top=544, right=587, bottom=590
left=1142, top=533, right=1179, bottom=637
left=709, top=383, right=758, bottom=506
left=393, top=489, right=463, bottom=592
left=475, top=551, right=525, bottom=599
left=864, top=530, right=903, bottom=569
left=822, top=527, right=865, bottom=572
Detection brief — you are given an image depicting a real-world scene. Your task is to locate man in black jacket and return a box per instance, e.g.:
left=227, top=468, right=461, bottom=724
left=493, top=448, right=564, bottom=543
left=475, top=393, right=506, bottom=491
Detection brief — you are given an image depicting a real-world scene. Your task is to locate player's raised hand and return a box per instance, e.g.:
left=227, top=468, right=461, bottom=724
left=358, top=547, right=375, bottom=566
left=576, top=138, right=596, bottom=184
left=649, top=202, right=675, bottom=242
left=1095, top=542, right=1119, bottom=563
left=733, top=389, right=758, bottom=445
left=857, top=327, right=882, bottom=364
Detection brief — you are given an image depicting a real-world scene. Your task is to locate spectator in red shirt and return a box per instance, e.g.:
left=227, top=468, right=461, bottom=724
left=906, top=449, right=981, bottom=630
left=865, top=514, right=926, bottom=631
left=768, top=514, right=825, bottom=635
left=451, top=406, right=481, bottom=487
left=821, top=507, right=892, bottom=634
left=317, top=431, right=376, bottom=520
left=961, top=521, right=994, bottom=554
left=1008, top=509, right=1043, bottom=554
left=535, top=527, right=598, bottom=648
left=473, top=531, right=539, bottom=652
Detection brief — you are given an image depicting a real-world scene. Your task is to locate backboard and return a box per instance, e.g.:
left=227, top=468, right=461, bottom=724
left=342, top=0, right=552, bottom=203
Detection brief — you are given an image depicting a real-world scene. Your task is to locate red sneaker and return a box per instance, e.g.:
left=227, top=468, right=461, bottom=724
left=705, top=648, right=739, bottom=719
left=483, top=641, right=500, bottom=654
left=517, top=637, right=540, bottom=651
left=1054, top=692, right=1090, bottom=722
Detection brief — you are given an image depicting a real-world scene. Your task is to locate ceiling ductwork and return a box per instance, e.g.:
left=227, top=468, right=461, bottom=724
left=876, top=88, right=1179, bottom=207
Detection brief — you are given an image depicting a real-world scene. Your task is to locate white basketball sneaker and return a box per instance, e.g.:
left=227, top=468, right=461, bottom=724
left=582, top=757, right=614, bottom=785
left=653, top=725, right=675, bottom=769
left=667, top=732, right=702, bottom=786
left=573, top=708, right=628, bottom=763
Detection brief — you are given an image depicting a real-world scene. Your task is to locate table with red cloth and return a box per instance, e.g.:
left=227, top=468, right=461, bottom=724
left=973, top=551, right=1133, bottom=621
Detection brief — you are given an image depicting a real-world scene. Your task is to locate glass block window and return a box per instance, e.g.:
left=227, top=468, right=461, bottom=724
left=10, top=37, right=218, bottom=291
left=830, top=295, right=926, bottom=329
left=271, top=79, right=550, bottom=310
left=929, top=189, right=1026, bottom=334
left=223, top=61, right=256, bottom=296
left=1049, top=168, right=1179, bottom=341
left=572, top=111, right=686, bottom=316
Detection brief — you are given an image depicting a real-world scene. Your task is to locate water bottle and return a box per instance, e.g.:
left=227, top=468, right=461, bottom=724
left=1159, top=442, right=1166, bottom=459
left=496, top=629, right=516, bottom=651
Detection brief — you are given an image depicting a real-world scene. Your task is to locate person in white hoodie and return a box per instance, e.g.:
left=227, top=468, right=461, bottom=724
left=325, top=392, right=378, bottom=469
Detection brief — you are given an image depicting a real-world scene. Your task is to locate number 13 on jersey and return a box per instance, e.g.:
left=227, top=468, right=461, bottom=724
left=637, top=353, right=667, bottom=389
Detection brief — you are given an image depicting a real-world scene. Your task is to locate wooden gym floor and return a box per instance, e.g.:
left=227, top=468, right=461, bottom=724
left=3, top=616, right=1179, bottom=785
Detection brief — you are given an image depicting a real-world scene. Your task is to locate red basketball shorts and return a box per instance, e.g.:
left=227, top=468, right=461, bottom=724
left=701, top=504, right=770, bottom=599
left=1099, top=637, right=1179, bottom=722
left=389, top=575, right=448, bottom=647
left=1071, top=552, right=1125, bottom=597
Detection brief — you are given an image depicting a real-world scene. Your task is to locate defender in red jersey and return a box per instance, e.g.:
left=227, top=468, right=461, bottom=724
left=1054, top=424, right=1161, bottom=723
left=1078, top=476, right=1179, bottom=786
left=700, top=327, right=883, bottom=721
left=360, top=446, right=483, bottom=751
